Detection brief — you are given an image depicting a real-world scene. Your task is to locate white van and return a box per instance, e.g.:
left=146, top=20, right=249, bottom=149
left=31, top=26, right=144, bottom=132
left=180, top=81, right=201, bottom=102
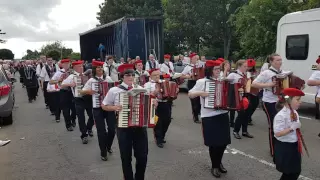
left=276, top=8, right=320, bottom=104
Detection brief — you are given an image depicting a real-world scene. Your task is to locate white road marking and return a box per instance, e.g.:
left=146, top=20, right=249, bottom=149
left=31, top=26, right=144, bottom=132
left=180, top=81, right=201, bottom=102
left=226, top=147, right=313, bottom=180
left=300, top=116, right=312, bottom=120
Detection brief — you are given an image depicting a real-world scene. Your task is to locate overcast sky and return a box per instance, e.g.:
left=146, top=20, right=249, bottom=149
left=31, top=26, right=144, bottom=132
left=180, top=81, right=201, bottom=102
left=0, top=0, right=104, bottom=58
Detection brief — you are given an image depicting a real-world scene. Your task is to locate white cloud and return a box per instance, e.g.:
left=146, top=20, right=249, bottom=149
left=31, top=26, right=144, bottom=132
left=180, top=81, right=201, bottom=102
left=0, top=0, right=103, bottom=58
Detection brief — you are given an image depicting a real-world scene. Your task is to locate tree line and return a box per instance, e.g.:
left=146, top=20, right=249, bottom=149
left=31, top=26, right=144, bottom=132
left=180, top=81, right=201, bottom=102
left=97, top=0, right=320, bottom=61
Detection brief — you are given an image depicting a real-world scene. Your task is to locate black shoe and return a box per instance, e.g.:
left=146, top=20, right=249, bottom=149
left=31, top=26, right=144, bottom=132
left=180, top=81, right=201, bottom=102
left=233, top=132, right=241, bottom=139
left=242, top=132, right=254, bottom=138
left=88, top=130, right=94, bottom=137
left=101, top=155, right=108, bottom=161
left=28, top=100, right=32, bottom=103
left=248, top=122, right=253, bottom=126
left=161, top=139, right=167, bottom=144
left=107, top=149, right=113, bottom=153
left=56, top=119, right=60, bottom=123
left=157, top=143, right=164, bottom=148
left=82, top=137, right=88, bottom=144
left=230, top=123, right=234, bottom=128
left=318, top=133, right=320, bottom=138
left=67, top=127, right=73, bottom=131
left=46, top=106, right=49, bottom=109
left=72, top=122, right=76, bottom=127
left=219, top=164, right=227, bottom=173
left=194, top=120, right=201, bottom=124
left=50, top=112, right=55, bottom=116
left=211, top=168, right=221, bottom=178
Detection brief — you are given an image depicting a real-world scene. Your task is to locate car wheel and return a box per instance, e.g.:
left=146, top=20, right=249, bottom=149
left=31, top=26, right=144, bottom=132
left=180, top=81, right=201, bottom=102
left=2, top=113, right=13, bottom=125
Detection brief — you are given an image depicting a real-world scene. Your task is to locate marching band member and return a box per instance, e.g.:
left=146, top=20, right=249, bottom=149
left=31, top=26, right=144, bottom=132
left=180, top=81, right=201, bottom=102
left=61, top=61, right=94, bottom=144
left=307, top=58, right=320, bottom=137
left=181, top=53, right=202, bottom=123
left=246, top=59, right=260, bottom=125
left=160, top=54, right=175, bottom=76
left=82, top=60, right=115, bottom=161
left=273, top=88, right=305, bottom=180
left=144, top=69, right=173, bottom=148
left=102, top=64, right=155, bottom=180
left=227, top=60, right=253, bottom=139
left=252, top=53, right=282, bottom=157
left=51, top=59, right=76, bottom=126
left=40, top=57, right=57, bottom=110
left=103, top=55, right=119, bottom=82
left=145, top=54, right=160, bottom=71
left=188, top=60, right=230, bottom=178
left=134, top=60, right=149, bottom=86
left=23, top=60, right=38, bottom=103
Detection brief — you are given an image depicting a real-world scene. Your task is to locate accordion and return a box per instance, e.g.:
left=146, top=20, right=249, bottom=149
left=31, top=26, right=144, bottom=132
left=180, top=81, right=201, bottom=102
left=272, top=72, right=305, bottom=95
left=191, top=67, right=205, bottom=80
left=118, top=88, right=156, bottom=128
left=135, top=74, right=149, bottom=86
left=245, top=72, right=260, bottom=96
left=172, top=73, right=185, bottom=85
left=92, top=81, right=120, bottom=108
left=204, top=79, right=244, bottom=110
left=155, top=81, right=179, bottom=100
left=73, top=75, right=90, bottom=97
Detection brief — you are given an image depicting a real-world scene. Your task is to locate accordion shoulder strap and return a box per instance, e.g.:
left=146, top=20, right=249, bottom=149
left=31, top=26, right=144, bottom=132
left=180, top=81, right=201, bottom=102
left=118, top=85, right=128, bottom=91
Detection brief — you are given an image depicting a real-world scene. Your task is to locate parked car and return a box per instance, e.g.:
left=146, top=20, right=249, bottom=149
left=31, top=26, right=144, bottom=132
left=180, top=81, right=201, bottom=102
left=0, top=64, right=15, bottom=125
left=173, top=62, right=188, bottom=91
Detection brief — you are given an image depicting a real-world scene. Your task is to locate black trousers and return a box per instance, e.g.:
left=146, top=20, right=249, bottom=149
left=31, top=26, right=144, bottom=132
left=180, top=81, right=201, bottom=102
left=26, top=87, right=37, bottom=101
left=209, top=146, right=227, bottom=168
left=234, top=110, right=248, bottom=133
left=229, top=110, right=236, bottom=125
left=48, top=91, right=61, bottom=120
left=43, top=81, right=49, bottom=106
left=93, top=108, right=116, bottom=157
left=262, top=101, right=277, bottom=156
left=60, top=90, right=76, bottom=129
left=247, top=94, right=260, bottom=123
left=280, top=173, right=300, bottom=180
left=154, top=102, right=172, bottom=143
left=117, top=128, right=148, bottom=180
left=188, top=80, right=200, bottom=121
left=74, top=98, right=94, bottom=139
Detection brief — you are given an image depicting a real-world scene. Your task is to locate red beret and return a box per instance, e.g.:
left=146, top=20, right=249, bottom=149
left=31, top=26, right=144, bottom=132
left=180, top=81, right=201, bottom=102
left=164, top=54, right=171, bottom=59
left=316, top=58, right=320, bottom=64
left=148, top=68, right=160, bottom=74
left=61, top=59, right=70, bottom=63
left=189, top=53, right=197, bottom=59
left=217, top=58, right=225, bottom=62
left=92, top=60, right=104, bottom=67
left=247, top=59, right=256, bottom=67
left=118, top=64, right=134, bottom=73
left=242, top=97, right=249, bottom=110
left=205, top=60, right=221, bottom=67
left=162, top=74, right=170, bottom=78
left=72, top=60, right=84, bottom=66
left=135, top=60, right=143, bottom=64
left=283, top=88, right=305, bottom=97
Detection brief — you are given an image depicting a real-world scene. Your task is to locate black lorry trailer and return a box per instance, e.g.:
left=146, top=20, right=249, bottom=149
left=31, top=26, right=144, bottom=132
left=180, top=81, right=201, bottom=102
left=79, top=17, right=164, bottom=63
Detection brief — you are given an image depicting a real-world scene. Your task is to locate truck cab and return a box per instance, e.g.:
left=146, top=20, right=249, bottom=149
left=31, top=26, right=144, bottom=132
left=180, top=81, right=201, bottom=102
left=276, top=8, right=320, bottom=104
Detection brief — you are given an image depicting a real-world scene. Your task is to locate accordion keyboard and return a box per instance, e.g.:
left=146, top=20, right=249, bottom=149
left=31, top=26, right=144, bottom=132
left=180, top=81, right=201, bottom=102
left=118, top=93, right=130, bottom=127
left=92, top=82, right=101, bottom=108
left=204, top=81, right=216, bottom=108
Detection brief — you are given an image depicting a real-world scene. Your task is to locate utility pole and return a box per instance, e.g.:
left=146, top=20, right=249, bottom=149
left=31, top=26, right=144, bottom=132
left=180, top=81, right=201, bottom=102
left=0, top=29, right=6, bottom=43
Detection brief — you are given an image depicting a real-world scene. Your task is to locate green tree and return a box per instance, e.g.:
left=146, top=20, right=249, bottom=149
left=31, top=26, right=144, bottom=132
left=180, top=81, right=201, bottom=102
left=46, top=50, right=61, bottom=61
left=0, top=49, right=14, bottom=59
left=70, top=52, right=81, bottom=60
left=40, top=41, right=73, bottom=59
left=97, top=0, right=163, bottom=25
left=22, top=49, right=40, bottom=60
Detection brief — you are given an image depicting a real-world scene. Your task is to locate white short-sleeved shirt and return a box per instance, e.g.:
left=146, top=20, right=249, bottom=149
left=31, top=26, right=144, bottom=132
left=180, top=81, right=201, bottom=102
left=253, top=67, right=281, bottom=103
left=181, top=63, right=203, bottom=75
left=160, top=61, right=174, bottom=76
left=36, top=64, right=43, bottom=77
left=308, top=71, right=320, bottom=97
left=62, top=73, right=80, bottom=96
left=40, top=64, right=57, bottom=82
left=145, top=60, right=160, bottom=71
left=51, top=69, right=67, bottom=89
left=103, top=64, right=119, bottom=82
left=226, top=70, right=245, bottom=84
left=273, top=106, right=299, bottom=142
left=189, top=78, right=228, bottom=118
left=260, top=63, right=269, bottom=73
left=102, top=83, right=143, bottom=106
left=82, top=76, right=113, bottom=91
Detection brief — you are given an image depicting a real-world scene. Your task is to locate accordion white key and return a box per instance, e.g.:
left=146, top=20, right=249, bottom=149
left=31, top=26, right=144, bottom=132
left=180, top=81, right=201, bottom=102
left=73, top=76, right=83, bottom=97
left=118, top=88, right=156, bottom=128
left=92, top=82, right=101, bottom=108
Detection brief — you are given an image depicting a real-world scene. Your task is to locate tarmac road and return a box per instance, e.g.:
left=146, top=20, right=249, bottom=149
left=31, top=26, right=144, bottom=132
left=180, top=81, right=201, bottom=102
left=0, top=82, right=320, bottom=180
